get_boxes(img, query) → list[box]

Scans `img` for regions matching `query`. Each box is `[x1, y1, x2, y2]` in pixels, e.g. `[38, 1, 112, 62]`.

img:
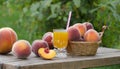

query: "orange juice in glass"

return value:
[53, 29, 68, 58]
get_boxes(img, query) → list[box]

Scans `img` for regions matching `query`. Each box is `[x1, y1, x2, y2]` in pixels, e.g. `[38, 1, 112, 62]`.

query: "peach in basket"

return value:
[66, 23, 107, 56]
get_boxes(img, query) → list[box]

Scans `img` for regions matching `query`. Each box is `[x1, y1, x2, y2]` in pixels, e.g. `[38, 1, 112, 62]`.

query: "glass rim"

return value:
[53, 29, 67, 32]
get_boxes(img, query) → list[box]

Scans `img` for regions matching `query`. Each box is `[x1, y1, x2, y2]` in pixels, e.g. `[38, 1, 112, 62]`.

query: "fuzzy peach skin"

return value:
[67, 26, 81, 41]
[0, 27, 17, 54]
[42, 32, 54, 49]
[12, 40, 31, 58]
[32, 40, 49, 56]
[73, 23, 87, 37]
[84, 29, 100, 42]
[83, 22, 94, 30]
[38, 48, 56, 60]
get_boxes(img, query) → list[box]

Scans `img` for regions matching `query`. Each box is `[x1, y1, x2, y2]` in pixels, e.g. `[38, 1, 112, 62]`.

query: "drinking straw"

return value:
[66, 11, 72, 30]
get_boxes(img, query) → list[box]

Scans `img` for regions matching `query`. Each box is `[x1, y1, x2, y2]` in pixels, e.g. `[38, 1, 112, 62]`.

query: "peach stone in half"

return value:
[38, 48, 56, 60]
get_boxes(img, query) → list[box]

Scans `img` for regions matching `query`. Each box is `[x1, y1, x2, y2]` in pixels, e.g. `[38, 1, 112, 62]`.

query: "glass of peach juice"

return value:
[53, 29, 68, 58]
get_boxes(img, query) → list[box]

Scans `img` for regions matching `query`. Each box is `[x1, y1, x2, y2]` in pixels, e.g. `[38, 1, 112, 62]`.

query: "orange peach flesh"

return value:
[38, 48, 56, 59]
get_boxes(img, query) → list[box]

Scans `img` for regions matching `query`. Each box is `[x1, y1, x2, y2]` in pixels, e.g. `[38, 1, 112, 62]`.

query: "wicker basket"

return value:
[66, 26, 107, 56]
[67, 41, 101, 56]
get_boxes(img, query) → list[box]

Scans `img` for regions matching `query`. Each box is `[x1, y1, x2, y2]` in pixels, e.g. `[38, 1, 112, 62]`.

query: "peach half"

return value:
[38, 48, 56, 60]
[32, 40, 49, 56]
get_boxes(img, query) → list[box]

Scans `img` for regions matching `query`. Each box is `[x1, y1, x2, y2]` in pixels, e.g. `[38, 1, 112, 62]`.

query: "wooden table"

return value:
[0, 47, 120, 69]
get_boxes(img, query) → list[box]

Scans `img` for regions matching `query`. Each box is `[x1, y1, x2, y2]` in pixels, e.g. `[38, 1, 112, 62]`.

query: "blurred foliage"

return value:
[0, 0, 120, 48]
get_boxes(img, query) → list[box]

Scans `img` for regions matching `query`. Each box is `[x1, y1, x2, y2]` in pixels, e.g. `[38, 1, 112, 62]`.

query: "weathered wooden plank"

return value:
[0, 47, 119, 62]
[0, 47, 119, 61]
[0, 54, 20, 62]
[0, 53, 35, 63]
[3, 51, 120, 69]
[0, 62, 2, 69]
[1, 47, 120, 69]
[97, 47, 120, 54]
[0, 53, 35, 69]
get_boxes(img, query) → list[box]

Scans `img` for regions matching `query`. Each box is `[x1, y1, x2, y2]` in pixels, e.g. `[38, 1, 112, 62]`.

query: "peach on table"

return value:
[0, 27, 17, 54]
[32, 40, 49, 57]
[12, 40, 31, 59]
[42, 32, 54, 49]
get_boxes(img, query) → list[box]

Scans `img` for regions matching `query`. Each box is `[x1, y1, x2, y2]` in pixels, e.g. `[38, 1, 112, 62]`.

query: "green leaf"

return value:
[73, 0, 81, 8]
[44, 0, 52, 7]
[23, 7, 28, 13]
[89, 7, 100, 13]
[30, 2, 40, 12]
[40, 0, 52, 8]
[50, 2, 61, 14]
[47, 14, 57, 20]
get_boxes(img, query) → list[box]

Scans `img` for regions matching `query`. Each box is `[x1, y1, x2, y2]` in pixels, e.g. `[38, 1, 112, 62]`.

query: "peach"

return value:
[32, 40, 49, 56]
[42, 32, 54, 49]
[73, 23, 87, 37]
[38, 48, 56, 60]
[67, 26, 81, 41]
[84, 29, 100, 42]
[0, 27, 17, 54]
[12, 40, 31, 59]
[83, 22, 94, 30]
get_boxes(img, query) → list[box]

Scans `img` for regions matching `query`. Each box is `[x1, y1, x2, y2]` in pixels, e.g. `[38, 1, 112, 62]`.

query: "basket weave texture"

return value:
[66, 26, 107, 56]
[67, 41, 101, 56]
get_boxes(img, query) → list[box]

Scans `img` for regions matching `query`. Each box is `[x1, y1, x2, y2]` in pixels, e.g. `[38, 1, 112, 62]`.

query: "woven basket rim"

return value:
[69, 40, 101, 44]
